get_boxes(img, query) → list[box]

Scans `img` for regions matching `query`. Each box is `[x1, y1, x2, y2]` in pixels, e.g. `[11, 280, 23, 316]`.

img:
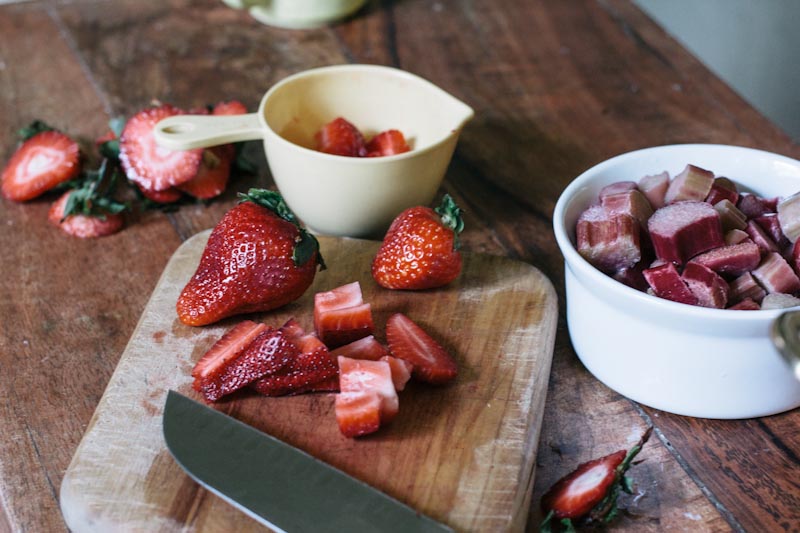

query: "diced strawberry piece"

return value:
[381, 355, 413, 391]
[177, 147, 232, 200]
[725, 229, 751, 245]
[601, 190, 653, 230]
[365, 130, 411, 157]
[745, 220, 779, 255]
[48, 191, 124, 239]
[576, 206, 641, 274]
[752, 252, 800, 294]
[280, 317, 307, 342]
[598, 181, 637, 200]
[729, 298, 760, 311]
[643, 263, 698, 305]
[648, 201, 724, 265]
[706, 180, 739, 206]
[681, 263, 730, 309]
[316, 303, 374, 348]
[191, 321, 268, 381]
[335, 391, 382, 438]
[754, 214, 790, 249]
[689, 241, 761, 277]
[664, 164, 714, 204]
[1, 130, 80, 201]
[737, 194, 772, 219]
[713, 200, 747, 232]
[119, 104, 203, 191]
[314, 281, 364, 314]
[638, 172, 669, 210]
[761, 292, 800, 310]
[293, 375, 340, 394]
[136, 183, 183, 204]
[330, 335, 389, 361]
[386, 313, 457, 385]
[730, 272, 767, 304]
[315, 117, 367, 157]
[212, 100, 248, 116]
[338, 356, 399, 422]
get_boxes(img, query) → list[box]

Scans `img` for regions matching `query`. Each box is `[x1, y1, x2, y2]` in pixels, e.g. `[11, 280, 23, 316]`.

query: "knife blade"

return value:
[162, 390, 453, 532]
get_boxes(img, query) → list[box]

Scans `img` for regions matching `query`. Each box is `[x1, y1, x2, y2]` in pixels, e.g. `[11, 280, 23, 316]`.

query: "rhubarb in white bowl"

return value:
[553, 144, 800, 419]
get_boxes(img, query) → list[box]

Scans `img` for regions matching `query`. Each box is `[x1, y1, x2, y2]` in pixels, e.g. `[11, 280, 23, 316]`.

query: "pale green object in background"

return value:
[222, 0, 367, 29]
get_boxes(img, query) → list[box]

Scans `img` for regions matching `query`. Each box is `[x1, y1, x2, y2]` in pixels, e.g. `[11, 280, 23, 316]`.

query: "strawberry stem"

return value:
[238, 188, 326, 270]
[434, 194, 464, 250]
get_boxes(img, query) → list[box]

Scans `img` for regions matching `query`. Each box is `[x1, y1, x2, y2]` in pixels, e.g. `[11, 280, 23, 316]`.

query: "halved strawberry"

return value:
[335, 391, 382, 438]
[195, 326, 296, 402]
[119, 104, 203, 191]
[177, 147, 231, 200]
[2, 130, 80, 201]
[338, 356, 398, 423]
[365, 130, 411, 157]
[212, 100, 248, 116]
[191, 321, 268, 381]
[540, 427, 652, 531]
[314, 282, 374, 348]
[315, 117, 367, 157]
[293, 375, 340, 394]
[137, 183, 183, 204]
[330, 335, 389, 361]
[48, 191, 124, 239]
[381, 355, 413, 391]
[385, 313, 457, 385]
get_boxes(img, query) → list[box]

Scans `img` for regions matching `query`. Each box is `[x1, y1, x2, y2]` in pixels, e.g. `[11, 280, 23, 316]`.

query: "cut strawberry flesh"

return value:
[191, 321, 268, 380]
[177, 147, 231, 200]
[643, 263, 698, 305]
[314, 281, 364, 314]
[330, 335, 389, 361]
[647, 201, 724, 265]
[664, 164, 714, 204]
[1, 130, 80, 201]
[314, 282, 374, 348]
[638, 172, 669, 210]
[48, 191, 124, 239]
[137, 183, 183, 204]
[381, 355, 413, 391]
[212, 100, 248, 116]
[119, 104, 203, 191]
[576, 206, 641, 274]
[335, 391, 382, 438]
[386, 313, 457, 385]
[338, 356, 399, 422]
[365, 130, 411, 157]
[315, 117, 367, 157]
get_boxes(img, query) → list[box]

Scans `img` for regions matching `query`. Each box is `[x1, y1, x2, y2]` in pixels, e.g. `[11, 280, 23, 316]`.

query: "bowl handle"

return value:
[770, 310, 800, 381]
[153, 113, 264, 150]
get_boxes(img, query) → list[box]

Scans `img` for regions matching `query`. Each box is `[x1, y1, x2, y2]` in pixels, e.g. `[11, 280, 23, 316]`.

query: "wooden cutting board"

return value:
[60, 231, 558, 532]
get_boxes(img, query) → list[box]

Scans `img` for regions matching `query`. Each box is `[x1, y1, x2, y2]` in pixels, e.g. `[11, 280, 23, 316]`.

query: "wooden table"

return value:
[1, 1, 798, 531]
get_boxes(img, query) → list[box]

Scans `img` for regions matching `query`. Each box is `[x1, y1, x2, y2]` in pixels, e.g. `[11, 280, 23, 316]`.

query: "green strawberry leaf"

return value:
[18, 120, 57, 141]
[434, 193, 465, 250]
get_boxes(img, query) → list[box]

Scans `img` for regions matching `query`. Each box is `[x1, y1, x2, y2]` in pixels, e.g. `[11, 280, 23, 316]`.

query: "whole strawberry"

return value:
[372, 194, 464, 290]
[176, 189, 324, 326]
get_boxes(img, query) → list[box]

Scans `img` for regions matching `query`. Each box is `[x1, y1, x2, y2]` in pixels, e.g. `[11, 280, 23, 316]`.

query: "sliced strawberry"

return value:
[212, 100, 248, 116]
[365, 130, 411, 157]
[316, 303, 374, 348]
[315, 282, 364, 314]
[330, 335, 389, 361]
[315, 117, 367, 157]
[293, 375, 340, 394]
[280, 317, 307, 342]
[48, 191, 124, 239]
[195, 326, 296, 402]
[119, 104, 203, 191]
[2, 130, 80, 201]
[381, 355, 413, 391]
[137, 183, 183, 204]
[191, 321, 268, 380]
[338, 356, 398, 422]
[335, 391, 382, 438]
[385, 313, 457, 385]
[177, 147, 231, 200]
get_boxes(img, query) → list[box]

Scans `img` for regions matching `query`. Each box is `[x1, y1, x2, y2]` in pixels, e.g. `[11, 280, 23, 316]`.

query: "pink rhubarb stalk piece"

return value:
[745, 220, 779, 255]
[664, 164, 714, 204]
[777, 192, 800, 243]
[643, 263, 698, 305]
[681, 263, 730, 309]
[713, 199, 748, 232]
[737, 194, 772, 219]
[689, 241, 761, 277]
[754, 214, 790, 249]
[761, 292, 800, 310]
[705, 177, 739, 206]
[730, 272, 767, 304]
[576, 206, 641, 273]
[725, 229, 751, 246]
[599, 181, 637, 200]
[601, 190, 654, 230]
[647, 201, 724, 265]
[638, 171, 669, 210]
[728, 298, 760, 311]
[613, 262, 649, 291]
[751, 252, 800, 294]
[792, 239, 800, 276]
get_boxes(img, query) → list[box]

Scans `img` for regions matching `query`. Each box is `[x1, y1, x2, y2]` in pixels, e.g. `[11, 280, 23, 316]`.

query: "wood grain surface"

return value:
[60, 232, 558, 532]
[1, 0, 798, 532]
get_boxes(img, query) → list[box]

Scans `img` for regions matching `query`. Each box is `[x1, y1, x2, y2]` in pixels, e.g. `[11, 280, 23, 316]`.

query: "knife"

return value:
[162, 390, 453, 532]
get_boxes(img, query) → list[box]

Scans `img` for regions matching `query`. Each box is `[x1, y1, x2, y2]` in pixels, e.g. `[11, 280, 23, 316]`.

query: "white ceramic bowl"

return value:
[221, 0, 367, 29]
[154, 65, 474, 238]
[553, 144, 800, 419]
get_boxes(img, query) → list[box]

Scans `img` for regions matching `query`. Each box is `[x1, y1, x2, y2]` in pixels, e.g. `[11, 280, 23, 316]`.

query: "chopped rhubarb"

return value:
[335, 392, 382, 438]
[638, 171, 669, 210]
[777, 192, 800, 243]
[729, 298, 760, 311]
[705, 178, 739, 206]
[791, 239, 800, 275]
[737, 194, 772, 219]
[754, 214, 790, 249]
[314, 282, 374, 348]
[381, 355, 413, 391]
[647, 201, 724, 265]
[681, 263, 730, 309]
[730, 272, 767, 304]
[599, 181, 637, 200]
[752, 252, 800, 294]
[725, 229, 751, 246]
[576, 206, 641, 274]
[601, 190, 654, 230]
[689, 241, 760, 277]
[664, 164, 714, 204]
[338, 356, 399, 423]
[642, 263, 698, 305]
[761, 292, 800, 310]
[745, 220, 779, 255]
[612, 262, 649, 291]
[713, 199, 747, 232]
[330, 335, 389, 361]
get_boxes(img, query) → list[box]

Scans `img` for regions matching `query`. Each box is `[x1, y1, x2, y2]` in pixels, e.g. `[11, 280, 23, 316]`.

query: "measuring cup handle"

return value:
[153, 113, 264, 150]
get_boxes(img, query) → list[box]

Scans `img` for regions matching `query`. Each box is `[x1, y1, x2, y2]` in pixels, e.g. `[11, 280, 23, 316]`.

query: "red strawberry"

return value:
[385, 313, 457, 385]
[365, 130, 410, 157]
[176, 189, 324, 326]
[338, 356, 398, 423]
[335, 391, 382, 438]
[48, 191, 124, 238]
[381, 355, 413, 391]
[293, 375, 340, 394]
[119, 104, 203, 191]
[212, 100, 248, 116]
[137, 183, 183, 204]
[195, 326, 296, 402]
[314, 282, 374, 348]
[315, 117, 367, 157]
[540, 427, 652, 530]
[2, 130, 80, 201]
[191, 321, 268, 381]
[176, 147, 231, 200]
[372, 194, 464, 290]
[330, 335, 389, 361]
